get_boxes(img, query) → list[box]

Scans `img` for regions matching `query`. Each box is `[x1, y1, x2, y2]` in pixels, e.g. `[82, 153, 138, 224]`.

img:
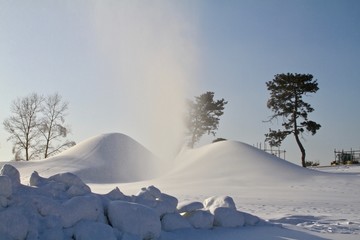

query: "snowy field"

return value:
[1, 133, 359, 240]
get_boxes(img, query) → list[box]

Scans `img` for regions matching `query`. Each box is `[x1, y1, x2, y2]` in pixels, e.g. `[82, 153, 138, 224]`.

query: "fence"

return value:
[333, 149, 360, 165]
[254, 142, 286, 159]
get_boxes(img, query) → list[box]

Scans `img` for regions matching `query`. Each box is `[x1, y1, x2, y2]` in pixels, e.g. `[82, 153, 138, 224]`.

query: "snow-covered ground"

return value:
[1, 133, 359, 240]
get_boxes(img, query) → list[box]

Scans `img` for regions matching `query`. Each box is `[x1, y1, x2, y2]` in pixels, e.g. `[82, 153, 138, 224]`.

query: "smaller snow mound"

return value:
[170, 141, 323, 185]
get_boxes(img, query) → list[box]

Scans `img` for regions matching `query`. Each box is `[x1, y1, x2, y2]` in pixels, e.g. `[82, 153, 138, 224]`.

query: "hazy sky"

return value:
[1, 0, 359, 165]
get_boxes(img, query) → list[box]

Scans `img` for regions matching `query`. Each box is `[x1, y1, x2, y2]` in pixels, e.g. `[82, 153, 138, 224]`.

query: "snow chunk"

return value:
[103, 187, 126, 201]
[30, 171, 48, 187]
[243, 212, 261, 226]
[183, 210, 214, 229]
[30, 176, 68, 198]
[0, 175, 12, 198]
[67, 184, 90, 196]
[74, 220, 117, 240]
[108, 200, 161, 239]
[135, 186, 178, 217]
[0, 207, 29, 240]
[161, 213, 192, 231]
[61, 195, 103, 228]
[213, 207, 245, 227]
[154, 193, 178, 217]
[49, 172, 91, 196]
[0, 164, 20, 186]
[137, 185, 162, 200]
[177, 201, 204, 213]
[203, 196, 236, 212]
[0, 196, 8, 208]
[37, 215, 64, 240]
[121, 233, 142, 240]
[39, 228, 64, 240]
[33, 195, 62, 217]
[30, 171, 91, 198]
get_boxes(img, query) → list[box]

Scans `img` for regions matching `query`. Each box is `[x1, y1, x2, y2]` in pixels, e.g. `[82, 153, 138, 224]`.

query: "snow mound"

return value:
[0, 164, 265, 240]
[170, 140, 322, 185]
[3, 134, 325, 187]
[5, 133, 166, 183]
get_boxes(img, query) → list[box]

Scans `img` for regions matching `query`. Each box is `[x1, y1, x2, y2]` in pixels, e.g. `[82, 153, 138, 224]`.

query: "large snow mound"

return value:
[3, 133, 167, 183]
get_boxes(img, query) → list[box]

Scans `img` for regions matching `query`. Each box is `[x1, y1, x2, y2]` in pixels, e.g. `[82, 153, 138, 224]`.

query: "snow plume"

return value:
[91, 1, 199, 160]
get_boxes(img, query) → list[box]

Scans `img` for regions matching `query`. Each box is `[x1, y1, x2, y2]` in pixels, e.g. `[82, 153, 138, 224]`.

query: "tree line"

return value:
[3, 73, 321, 167]
[3, 93, 75, 161]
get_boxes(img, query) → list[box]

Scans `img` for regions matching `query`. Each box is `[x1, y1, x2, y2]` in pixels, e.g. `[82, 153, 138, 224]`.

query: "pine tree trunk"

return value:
[294, 132, 306, 167]
[293, 93, 306, 167]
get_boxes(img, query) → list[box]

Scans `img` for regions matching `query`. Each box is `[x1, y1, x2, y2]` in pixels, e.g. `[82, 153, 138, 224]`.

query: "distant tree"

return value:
[265, 73, 321, 167]
[185, 91, 228, 148]
[3, 93, 44, 160]
[38, 93, 75, 158]
[3, 93, 75, 160]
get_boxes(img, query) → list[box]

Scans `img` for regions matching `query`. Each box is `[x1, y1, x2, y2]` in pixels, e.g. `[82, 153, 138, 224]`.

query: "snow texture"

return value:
[0, 163, 262, 239]
[1, 133, 360, 240]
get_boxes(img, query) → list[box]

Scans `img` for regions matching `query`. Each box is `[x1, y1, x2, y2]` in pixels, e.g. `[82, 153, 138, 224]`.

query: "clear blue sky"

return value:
[1, 0, 359, 165]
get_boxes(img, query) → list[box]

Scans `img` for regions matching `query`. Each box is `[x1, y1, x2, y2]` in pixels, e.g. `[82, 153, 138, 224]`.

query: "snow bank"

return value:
[0, 164, 263, 240]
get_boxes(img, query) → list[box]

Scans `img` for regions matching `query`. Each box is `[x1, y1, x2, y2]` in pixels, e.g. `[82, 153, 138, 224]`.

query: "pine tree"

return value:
[186, 92, 227, 148]
[265, 73, 321, 167]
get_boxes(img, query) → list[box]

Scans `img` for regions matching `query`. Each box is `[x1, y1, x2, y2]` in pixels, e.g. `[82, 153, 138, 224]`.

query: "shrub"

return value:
[305, 161, 320, 167]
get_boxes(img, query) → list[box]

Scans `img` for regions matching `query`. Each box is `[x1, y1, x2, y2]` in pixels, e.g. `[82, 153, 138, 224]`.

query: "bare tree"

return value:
[38, 93, 75, 158]
[3, 93, 44, 160]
